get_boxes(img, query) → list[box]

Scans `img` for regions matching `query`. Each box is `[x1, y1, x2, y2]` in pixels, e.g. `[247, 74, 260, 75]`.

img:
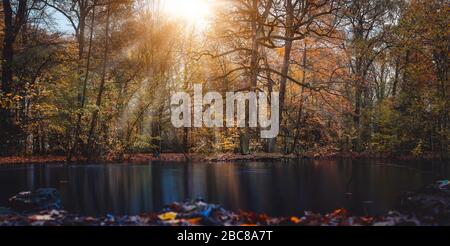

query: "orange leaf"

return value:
[186, 217, 202, 225]
[290, 216, 301, 224]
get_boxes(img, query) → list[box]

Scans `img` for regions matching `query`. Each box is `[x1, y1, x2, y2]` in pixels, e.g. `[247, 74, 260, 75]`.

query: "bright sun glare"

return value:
[164, 0, 212, 28]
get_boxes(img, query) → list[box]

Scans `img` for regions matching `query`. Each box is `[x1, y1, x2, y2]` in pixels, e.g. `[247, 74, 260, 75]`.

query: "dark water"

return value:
[0, 160, 448, 217]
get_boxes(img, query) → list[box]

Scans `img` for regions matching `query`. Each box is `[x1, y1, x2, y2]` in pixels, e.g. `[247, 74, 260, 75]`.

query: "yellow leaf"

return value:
[158, 212, 177, 221]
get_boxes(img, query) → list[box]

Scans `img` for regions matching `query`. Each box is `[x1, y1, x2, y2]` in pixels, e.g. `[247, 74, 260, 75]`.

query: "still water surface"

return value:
[0, 160, 448, 216]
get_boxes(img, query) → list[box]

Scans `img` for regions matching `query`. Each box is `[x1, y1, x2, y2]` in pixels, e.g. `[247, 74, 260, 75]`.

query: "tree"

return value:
[340, 0, 398, 151]
[0, 0, 28, 155]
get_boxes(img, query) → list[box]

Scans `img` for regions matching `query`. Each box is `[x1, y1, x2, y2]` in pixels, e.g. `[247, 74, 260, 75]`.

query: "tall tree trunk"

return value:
[293, 43, 307, 154]
[279, 0, 294, 154]
[1, 0, 14, 94]
[435, 50, 449, 159]
[67, 4, 96, 162]
[239, 0, 260, 155]
[78, 17, 86, 60]
[392, 59, 399, 97]
[0, 0, 14, 155]
[87, 4, 111, 159]
[1, 0, 27, 155]
[353, 54, 363, 151]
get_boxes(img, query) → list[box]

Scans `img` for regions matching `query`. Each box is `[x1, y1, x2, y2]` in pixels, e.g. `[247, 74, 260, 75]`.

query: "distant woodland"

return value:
[0, 0, 448, 161]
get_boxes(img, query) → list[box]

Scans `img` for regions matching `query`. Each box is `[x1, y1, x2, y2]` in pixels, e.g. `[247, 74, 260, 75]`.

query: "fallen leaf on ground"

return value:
[290, 216, 301, 224]
[240, 223, 257, 226]
[158, 212, 177, 221]
[186, 217, 202, 225]
[28, 215, 53, 221]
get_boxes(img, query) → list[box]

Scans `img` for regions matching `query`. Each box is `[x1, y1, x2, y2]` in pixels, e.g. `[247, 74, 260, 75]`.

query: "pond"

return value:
[0, 160, 448, 217]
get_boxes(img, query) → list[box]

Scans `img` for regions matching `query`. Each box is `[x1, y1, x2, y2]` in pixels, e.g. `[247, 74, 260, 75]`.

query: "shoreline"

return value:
[0, 152, 446, 165]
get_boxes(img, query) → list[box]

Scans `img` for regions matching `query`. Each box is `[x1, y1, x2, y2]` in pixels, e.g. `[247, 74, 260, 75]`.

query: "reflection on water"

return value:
[0, 160, 448, 216]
